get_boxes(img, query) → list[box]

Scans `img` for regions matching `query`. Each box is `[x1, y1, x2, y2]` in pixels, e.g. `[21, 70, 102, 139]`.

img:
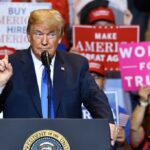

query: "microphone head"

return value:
[41, 51, 52, 67]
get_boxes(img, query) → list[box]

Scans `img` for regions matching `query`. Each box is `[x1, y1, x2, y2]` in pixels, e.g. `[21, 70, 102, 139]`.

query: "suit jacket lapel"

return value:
[19, 50, 67, 117]
[53, 51, 67, 115]
[20, 49, 42, 117]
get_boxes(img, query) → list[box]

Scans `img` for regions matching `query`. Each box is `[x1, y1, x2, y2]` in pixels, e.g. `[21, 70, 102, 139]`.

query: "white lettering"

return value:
[135, 46, 145, 57]
[120, 45, 150, 59]
[95, 33, 117, 40]
[135, 76, 143, 86]
[76, 41, 118, 53]
[125, 75, 150, 88]
[107, 55, 118, 62]
[124, 76, 133, 87]
[119, 47, 133, 58]
[139, 62, 145, 70]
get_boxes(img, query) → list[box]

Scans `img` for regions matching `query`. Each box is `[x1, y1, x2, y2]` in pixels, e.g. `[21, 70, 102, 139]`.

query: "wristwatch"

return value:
[140, 100, 149, 107]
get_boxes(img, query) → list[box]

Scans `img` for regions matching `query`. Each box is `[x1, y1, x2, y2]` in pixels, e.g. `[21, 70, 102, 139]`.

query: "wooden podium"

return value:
[0, 118, 111, 150]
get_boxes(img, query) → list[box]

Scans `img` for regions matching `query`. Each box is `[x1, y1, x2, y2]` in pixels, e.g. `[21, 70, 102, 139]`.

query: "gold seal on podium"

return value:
[23, 130, 70, 150]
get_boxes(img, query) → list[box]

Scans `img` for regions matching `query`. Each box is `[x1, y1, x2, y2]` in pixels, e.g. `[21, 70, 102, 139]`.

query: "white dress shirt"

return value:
[31, 50, 55, 97]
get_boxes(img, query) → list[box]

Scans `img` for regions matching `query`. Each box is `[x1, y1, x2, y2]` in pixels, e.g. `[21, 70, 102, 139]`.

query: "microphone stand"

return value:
[46, 65, 51, 118]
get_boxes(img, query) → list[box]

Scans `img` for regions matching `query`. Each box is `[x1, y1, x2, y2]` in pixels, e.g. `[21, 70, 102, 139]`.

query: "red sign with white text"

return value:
[73, 25, 139, 72]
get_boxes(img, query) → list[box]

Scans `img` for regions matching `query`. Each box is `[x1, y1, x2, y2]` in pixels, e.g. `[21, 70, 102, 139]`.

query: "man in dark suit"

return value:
[0, 9, 113, 123]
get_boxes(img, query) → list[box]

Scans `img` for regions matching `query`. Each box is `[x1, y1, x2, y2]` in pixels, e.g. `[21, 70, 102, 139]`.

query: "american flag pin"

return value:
[61, 66, 65, 71]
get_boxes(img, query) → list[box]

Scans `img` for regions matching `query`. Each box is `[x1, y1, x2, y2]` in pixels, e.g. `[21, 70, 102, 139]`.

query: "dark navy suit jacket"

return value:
[0, 48, 114, 123]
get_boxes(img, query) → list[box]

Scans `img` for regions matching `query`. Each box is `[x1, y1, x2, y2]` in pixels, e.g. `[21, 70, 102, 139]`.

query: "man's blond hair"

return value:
[27, 9, 64, 37]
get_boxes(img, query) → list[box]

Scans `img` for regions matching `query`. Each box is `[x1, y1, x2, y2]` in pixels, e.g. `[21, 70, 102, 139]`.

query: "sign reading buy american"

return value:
[119, 42, 150, 91]
[73, 25, 139, 72]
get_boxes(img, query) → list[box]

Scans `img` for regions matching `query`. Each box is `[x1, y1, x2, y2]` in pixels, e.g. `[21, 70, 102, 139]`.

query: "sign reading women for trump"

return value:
[73, 25, 139, 72]
[0, 2, 51, 50]
[119, 42, 150, 91]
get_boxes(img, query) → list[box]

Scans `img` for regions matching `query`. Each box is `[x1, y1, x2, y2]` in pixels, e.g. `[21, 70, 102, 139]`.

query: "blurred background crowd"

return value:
[0, 0, 150, 149]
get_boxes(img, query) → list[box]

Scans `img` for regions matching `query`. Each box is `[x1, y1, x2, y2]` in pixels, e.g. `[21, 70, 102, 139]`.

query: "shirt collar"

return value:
[31, 49, 55, 69]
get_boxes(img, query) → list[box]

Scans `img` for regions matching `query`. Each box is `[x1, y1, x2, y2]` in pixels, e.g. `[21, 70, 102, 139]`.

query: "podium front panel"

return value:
[0, 119, 111, 150]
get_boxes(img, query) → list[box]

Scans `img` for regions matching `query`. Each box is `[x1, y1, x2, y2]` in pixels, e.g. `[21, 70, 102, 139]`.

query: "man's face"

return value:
[27, 23, 62, 59]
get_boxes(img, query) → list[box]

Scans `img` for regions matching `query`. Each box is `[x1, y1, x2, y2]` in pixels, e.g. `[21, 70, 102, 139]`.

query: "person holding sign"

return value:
[130, 86, 150, 150]
[79, 0, 132, 26]
[88, 60, 132, 149]
[69, 0, 116, 55]
[0, 8, 114, 124]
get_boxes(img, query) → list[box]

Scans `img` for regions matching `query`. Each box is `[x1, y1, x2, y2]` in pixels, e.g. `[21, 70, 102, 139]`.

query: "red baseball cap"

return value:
[89, 61, 105, 76]
[88, 7, 115, 24]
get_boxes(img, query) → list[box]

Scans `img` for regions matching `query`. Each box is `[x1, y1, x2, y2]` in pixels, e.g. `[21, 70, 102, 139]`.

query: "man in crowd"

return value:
[88, 61, 132, 149]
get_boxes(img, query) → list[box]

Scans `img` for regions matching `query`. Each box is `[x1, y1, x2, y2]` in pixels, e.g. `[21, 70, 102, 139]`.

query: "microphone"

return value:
[41, 51, 53, 68]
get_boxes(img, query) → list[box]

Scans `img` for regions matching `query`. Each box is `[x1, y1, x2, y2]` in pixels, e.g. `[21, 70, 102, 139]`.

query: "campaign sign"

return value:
[82, 88, 129, 127]
[105, 90, 119, 125]
[119, 42, 150, 91]
[82, 90, 119, 125]
[0, 2, 51, 50]
[73, 25, 139, 72]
